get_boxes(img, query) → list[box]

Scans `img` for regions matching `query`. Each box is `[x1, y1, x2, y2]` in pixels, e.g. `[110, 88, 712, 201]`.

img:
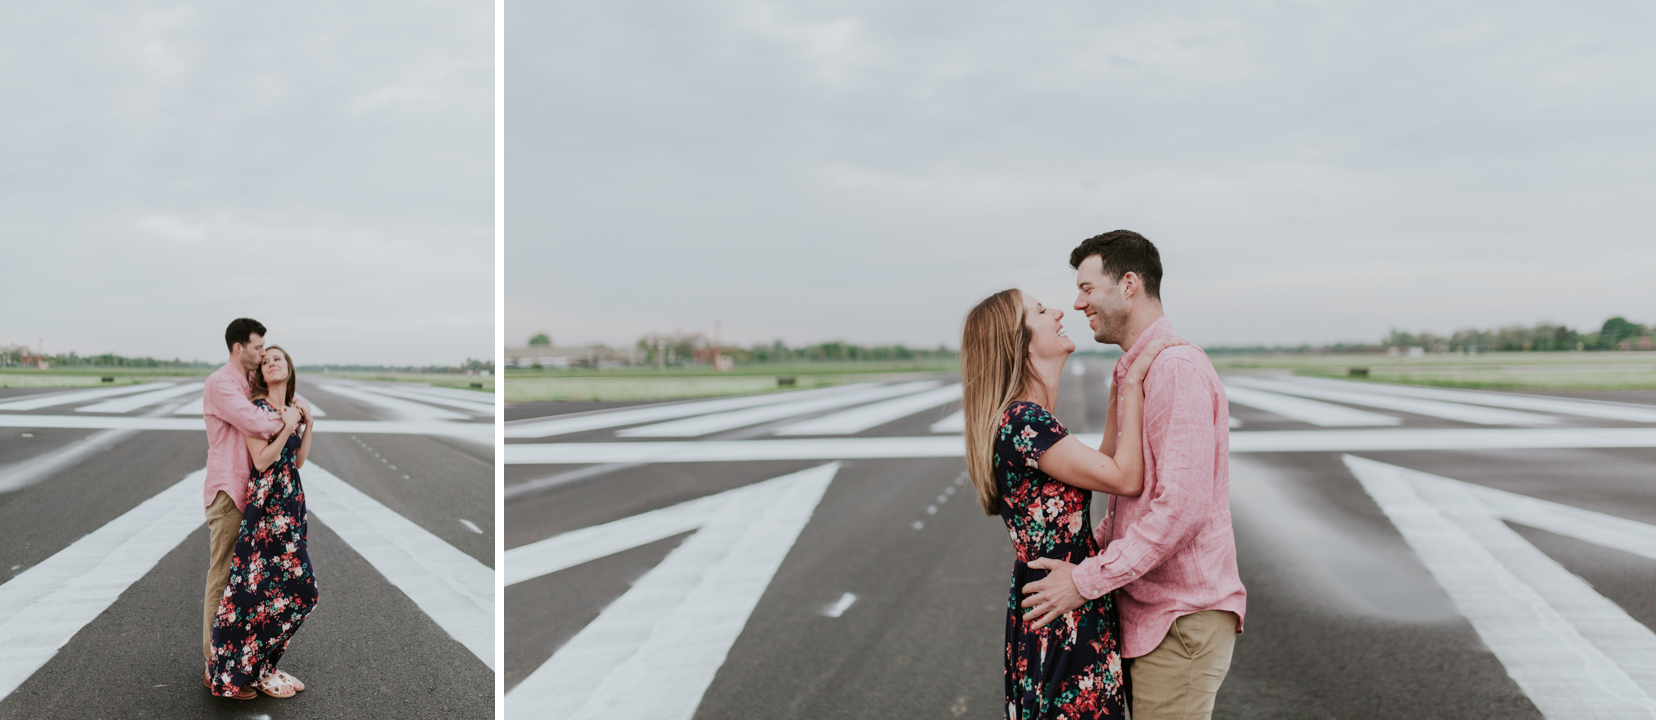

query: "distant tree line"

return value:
[0, 344, 214, 369]
[0, 344, 494, 372]
[1210, 316, 1654, 355]
[630, 331, 957, 366]
[1387, 316, 1651, 352]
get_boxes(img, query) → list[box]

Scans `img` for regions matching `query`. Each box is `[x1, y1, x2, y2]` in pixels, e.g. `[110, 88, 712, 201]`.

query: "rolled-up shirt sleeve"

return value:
[1072, 356, 1217, 599]
[205, 374, 282, 438]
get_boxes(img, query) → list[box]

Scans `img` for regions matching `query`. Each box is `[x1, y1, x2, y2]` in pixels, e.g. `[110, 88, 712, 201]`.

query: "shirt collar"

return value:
[1114, 315, 1175, 377]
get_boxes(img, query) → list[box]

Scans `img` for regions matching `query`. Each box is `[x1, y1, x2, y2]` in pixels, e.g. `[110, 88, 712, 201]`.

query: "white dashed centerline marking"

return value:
[825, 592, 857, 618]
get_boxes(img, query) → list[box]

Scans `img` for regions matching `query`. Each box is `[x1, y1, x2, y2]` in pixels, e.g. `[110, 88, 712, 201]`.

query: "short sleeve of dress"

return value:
[998, 401, 1069, 469]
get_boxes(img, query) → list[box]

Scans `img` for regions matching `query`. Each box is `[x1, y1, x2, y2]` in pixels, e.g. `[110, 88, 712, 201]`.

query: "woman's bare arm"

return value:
[1097, 379, 1118, 457]
[294, 402, 314, 469]
[1037, 335, 1187, 497]
[244, 406, 299, 473]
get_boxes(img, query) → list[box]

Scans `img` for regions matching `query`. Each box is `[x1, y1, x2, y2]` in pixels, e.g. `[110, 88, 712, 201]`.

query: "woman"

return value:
[962, 289, 1183, 720]
[207, 345, 319, 700]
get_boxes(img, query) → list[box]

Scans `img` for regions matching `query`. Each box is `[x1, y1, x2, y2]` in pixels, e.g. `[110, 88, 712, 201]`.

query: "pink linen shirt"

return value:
[202, 362, 283, 512]
[1072, 316, 1247, 659]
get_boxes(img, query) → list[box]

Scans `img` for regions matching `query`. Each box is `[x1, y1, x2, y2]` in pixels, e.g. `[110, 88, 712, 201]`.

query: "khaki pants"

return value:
[1128, 610, 1238, 720]
[203, 491, 242, 663]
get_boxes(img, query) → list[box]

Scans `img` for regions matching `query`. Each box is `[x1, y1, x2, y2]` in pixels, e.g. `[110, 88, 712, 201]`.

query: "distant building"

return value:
[505, 345, 637, 369]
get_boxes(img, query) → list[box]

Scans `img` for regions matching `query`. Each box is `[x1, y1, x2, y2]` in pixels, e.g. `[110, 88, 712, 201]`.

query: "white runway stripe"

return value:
[0, 470, 204, 700]
[505, 463, 838, 719]
[504, 385, 878, 439]
[774, 384, 962, 435]
[376, 384, 496, 405]
[1344, 456, 1656, 716]
[316, 384, 470, 421]
[1296, 376, 1656, 423]
[304, 464, 493, 669]
[505, 426, 1656, 464]
[505, 491, 724, 585]
[0, 383, 173, 412]
[75, 382, 203, 413]
[351, 384, 493, 415]
[1227, 376, 1556, 425]
[1222, 384, 1401, 427]
[0, 414, 488, 442]
[170, 394, 327, 417]
[930, 410, 964, 433]
[0, 463, 493, 701]
[619, 381, 943, 438]
[508, 437, 965, 464]
[1454, 482, 1656, 563]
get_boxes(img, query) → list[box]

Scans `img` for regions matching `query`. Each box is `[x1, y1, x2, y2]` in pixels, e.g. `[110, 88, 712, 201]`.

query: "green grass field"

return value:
[505, 362, 956, 402]
[1212, 351, 1656, 390]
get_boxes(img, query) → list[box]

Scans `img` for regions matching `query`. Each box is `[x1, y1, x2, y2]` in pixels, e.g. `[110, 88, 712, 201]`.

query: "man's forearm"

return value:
[207, 381, 281, 435]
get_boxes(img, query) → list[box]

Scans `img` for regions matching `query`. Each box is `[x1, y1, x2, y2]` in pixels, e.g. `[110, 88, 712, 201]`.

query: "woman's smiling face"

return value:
[1021, 291, 1075, 361]
[260, 350, 290, 385]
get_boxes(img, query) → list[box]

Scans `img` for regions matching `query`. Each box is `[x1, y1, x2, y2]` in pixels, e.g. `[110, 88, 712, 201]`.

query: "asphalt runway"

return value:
[504, 359, 1656, 719]
[0, 378, 494, 720]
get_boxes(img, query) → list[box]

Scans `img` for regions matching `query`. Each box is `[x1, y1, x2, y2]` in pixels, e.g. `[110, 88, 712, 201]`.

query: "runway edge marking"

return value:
[1343, 456, 1656, 717]
[505, 462, 840, 719]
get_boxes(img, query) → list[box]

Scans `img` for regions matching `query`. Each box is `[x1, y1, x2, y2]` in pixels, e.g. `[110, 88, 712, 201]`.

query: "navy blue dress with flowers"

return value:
[208, 399, 318, 697]
[997, 401, 1125, 720]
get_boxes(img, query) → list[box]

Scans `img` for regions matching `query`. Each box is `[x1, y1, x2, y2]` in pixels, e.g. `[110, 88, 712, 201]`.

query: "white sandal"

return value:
[271, 668, 305, 692]
[256, 671, 299, 699]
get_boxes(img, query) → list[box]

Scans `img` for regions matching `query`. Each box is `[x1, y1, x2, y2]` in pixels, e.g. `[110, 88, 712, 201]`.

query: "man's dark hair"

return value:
[1069, 230, 1162, 300]
[225, 318, 267, 352]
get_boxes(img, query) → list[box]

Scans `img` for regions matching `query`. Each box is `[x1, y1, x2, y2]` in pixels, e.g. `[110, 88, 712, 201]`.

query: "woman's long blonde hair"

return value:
[250, 345, 298, 407]
[962, 289, 1038, 515]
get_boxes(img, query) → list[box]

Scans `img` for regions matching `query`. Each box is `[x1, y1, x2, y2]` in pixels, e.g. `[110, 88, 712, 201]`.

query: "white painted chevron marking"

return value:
[930, 410, 964, 433]
[504, 384, 877, 439]
[0, 414, 483, 442]
[0, 470, 204, 700]
[304, 465, 494, 669]
[1223, 383, 1400, 427]
[352, 384, 494, 415]
[618, 381, 941, 437]
[504, 427, 1656, 464]
[774, 384, 962, 435]
[1297, 376, 1656, 423]
[0, 383, 173, 411]
[74, 382, 203, 413]
[1344, 456, 1656, 717]
[504, 492, 723, 586]
[0, 463, 493, 701]
[318, 383, 469, 421]
[1228, 376, 1555, 425]
[505, 463, 840, 719]
[172, 394, 326, 417]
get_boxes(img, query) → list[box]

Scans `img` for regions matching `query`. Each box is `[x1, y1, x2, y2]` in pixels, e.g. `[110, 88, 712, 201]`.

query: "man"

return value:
[201, 318, 294, 682]
[1021, 230, 1246, 720]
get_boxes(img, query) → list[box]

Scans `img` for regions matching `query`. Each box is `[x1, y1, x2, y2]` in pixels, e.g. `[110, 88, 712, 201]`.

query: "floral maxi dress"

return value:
[997, 401, 1125, 720]
[208, 399, 319, 696]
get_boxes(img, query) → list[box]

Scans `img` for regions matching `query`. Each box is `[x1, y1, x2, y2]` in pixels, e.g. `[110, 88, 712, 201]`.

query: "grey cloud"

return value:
[2, 1, 491, 365]
[510, 0, 1656, 349]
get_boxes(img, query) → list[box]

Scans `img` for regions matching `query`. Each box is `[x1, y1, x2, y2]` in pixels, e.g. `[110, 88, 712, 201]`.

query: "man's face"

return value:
[1073, 256, 1130, 346]
[234, 334, 266, 372]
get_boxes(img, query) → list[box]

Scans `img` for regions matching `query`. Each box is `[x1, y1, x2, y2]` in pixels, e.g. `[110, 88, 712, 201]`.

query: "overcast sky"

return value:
[1, 2, 491, 366]
[508, 0, 1656, 351]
